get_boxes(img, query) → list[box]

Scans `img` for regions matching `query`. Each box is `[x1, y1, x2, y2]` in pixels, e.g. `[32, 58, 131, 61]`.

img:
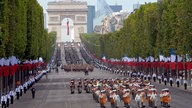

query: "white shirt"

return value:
[95, 90, 100, 95]
[123, 92, 130, 98]
[23, 82, 28, 88]
[160, 93, 164, 97]
[152, 74, 156, 77]
[140, 73, 144, 76]
[150, 93, 157, 101]
[19, 85, 23, 90]
[110, 93, 116, 99]
[169, 78, 173, 81]
[184, 80, 188, 84]
[16, 88, 20, 93]
[9, 91, 15, 96]
[99, 93, 105, 98]
[135, 94, 141, 102]
[148, 75, 151, 78]
[114, 94, 120, 102]
[164, 78, 167, 81]
[6, 94, 10, 99]
[176, 78, 180, 83]
[1, 96, 7, 103]
[158, 76, 162, 79]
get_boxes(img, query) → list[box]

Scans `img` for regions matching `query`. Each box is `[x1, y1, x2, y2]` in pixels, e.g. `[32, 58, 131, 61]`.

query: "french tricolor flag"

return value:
[67, 19, 69, 35]
[102, 54, 107, 62]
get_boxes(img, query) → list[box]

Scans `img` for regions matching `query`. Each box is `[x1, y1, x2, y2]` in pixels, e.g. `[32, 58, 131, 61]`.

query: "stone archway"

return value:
[47, 0, 88, 43]
[61, 18, 74, 42]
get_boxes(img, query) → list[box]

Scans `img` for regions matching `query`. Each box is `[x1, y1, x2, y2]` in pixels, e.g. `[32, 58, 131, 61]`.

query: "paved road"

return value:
[9, 44, 192, 108]
[9, 68, 192, 108]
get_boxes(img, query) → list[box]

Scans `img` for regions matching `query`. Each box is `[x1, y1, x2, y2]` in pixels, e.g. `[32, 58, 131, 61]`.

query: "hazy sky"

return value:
[37, 0, 157, 13]
[38, 0, 157, 27]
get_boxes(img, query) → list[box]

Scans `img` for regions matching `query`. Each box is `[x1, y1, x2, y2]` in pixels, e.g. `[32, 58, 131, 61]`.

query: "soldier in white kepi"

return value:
[31, 87, 36, 99]
[15, 86, 20, 100]
[158, 75, 162, 84]
[147, 74, 151, 81]
[6, 93, 10, 107]
[152, 73, 156, 82]
[164, 77, 167, 85]
[176, 78, 180, 87]
[19, 84, 23, 96]
[1, 94, 7, 108]
[169, 77, 173, 86]
[9, 90, 14, 104]
[23, 82, 28, 94]
[184, 80, 188, 90]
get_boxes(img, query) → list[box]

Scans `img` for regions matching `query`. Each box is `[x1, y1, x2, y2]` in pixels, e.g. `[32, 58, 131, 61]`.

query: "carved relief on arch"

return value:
[78, 27, 84, 33]
[60, 15, 75, 23]
[51, 27, 57, 32]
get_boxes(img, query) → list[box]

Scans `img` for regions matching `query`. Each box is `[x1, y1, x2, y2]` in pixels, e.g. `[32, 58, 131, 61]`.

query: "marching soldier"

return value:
[140, 73, 144, 79]
[9, 90, 14, 104]
[169, 77, 173, 86]
[70, 79, 75, 94]
[164, 88, 171, 107]
[92, 87, 99, 103]
[99, 90, 107, 108]
[19, 84, 23, 96]
[176, 78, 180, 87]
[6, 93, 10, 107]
[160, 89, 164, 106]
[113, 90, 121, 108]
[184, 80, 188, 90]
[144, 74, 147, 80]
[123, 89, 131, 108]
[135, 90, 142, 108]
[27, 80, 31, 89]
[149, 89, 157, 108]
[84, 66, 89, 76]
[95, 88, 100, 103]
[141, 89, 146, 107]
[152, 73, 156, 82]
[23, 82, 28, 94]
[150, 93, 157, 108]
[31, 87, 36, 99]
[147, 74, 151, 81]
[109, 90, 115, 108]
[147, 89, 152, 107]
[158, 75, 162, 84]
[16, 87, 20, 100]
[164, 77, 167, 85]
[1, 94, 7, 108]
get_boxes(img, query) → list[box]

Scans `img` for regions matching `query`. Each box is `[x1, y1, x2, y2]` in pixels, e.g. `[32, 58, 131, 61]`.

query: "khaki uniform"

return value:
[99, 93, 107, 105]
[164, 92, 171, 103]
[123, 92, 131, 104]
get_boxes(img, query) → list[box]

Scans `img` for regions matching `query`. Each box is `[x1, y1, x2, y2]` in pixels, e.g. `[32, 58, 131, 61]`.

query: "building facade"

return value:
[44, 13, 47, 29]
[109, 5, 122, 12]
[87, 6, 95, 34]
[47, 0, 88, 42]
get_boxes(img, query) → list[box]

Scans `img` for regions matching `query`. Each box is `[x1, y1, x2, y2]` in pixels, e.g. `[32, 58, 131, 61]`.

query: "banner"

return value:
[187, 62, 192, 70]
[178, 62, 184, 70]
[3, 66, 10, 77]
[0, 67, 3, 77]
[10, 65, 17, 76]
[67, 19, 69, 35]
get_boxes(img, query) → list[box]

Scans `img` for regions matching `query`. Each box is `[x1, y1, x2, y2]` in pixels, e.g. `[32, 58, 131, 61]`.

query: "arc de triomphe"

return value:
[47, 0, 87, 42]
